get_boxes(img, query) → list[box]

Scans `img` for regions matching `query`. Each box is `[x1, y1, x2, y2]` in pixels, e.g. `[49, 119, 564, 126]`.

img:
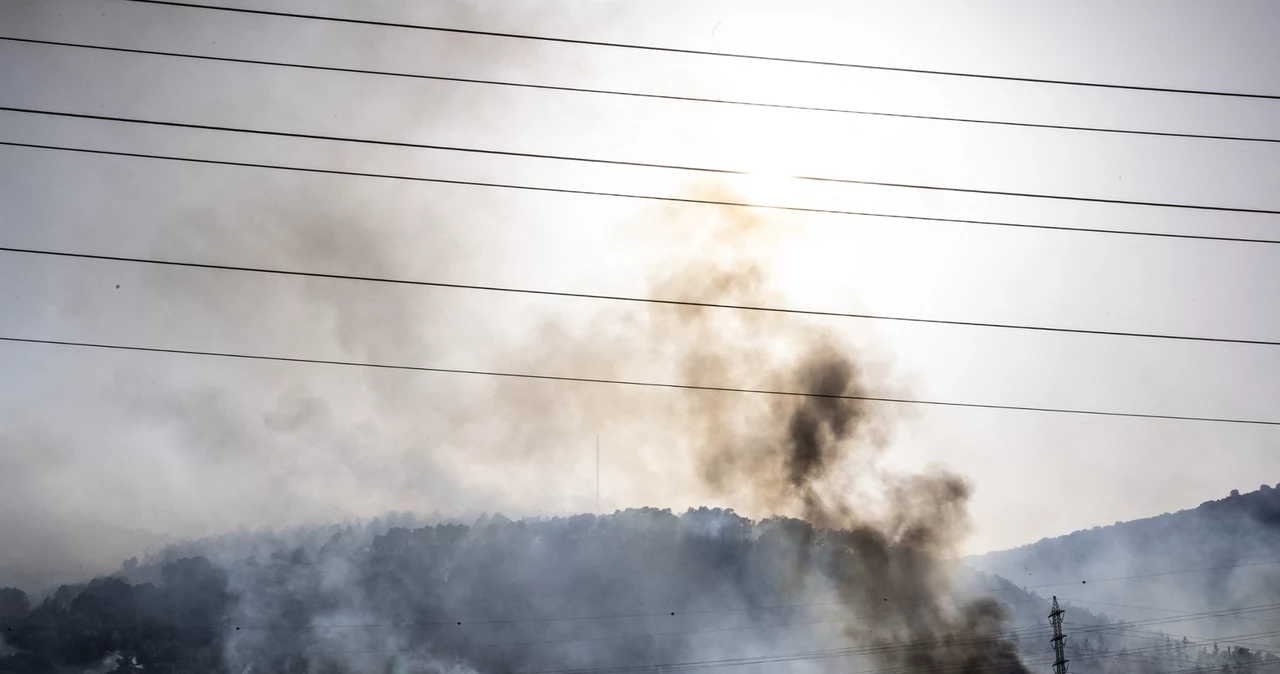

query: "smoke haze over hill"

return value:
[0, 181, 1041, 672]
[4, 2, 1280, 674]
[966, 485, 1280, 639]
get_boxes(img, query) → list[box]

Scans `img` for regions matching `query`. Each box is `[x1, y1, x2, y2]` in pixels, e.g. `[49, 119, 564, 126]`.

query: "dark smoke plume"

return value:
[481, 185, 1031, 674]
[651, 192, 1029, 674]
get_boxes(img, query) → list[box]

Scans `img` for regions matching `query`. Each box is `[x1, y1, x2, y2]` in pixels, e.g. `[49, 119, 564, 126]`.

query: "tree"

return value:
[0, 587, 30, 622]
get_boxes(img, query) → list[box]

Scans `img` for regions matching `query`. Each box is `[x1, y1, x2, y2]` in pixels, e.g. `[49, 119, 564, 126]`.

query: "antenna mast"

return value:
[1050, 596, 1069, 674]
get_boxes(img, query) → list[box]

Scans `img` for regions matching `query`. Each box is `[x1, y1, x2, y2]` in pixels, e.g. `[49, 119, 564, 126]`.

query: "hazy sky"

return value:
[2, 0, 1279, 572]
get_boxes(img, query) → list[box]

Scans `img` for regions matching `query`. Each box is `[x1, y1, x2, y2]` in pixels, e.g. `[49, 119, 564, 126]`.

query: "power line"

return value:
[1108, 660, 1280, 674]
[1070, 623, 1280, 653]
[42, 553, 1273, 636]
[1064, 605, 1280, 642]
[4, 37, 1277, 146]
[1061, 598, 1280, 626]
[19, 556, 1280, 635]
[5, 106, 1278, 215]
[1059, 601, 1280, 649]
[1020, 559, 1280, 591]
[48, 623, 1056, 672]
[46, 606, 1280, 674]
[476, 602, 1051, 652]
[7, 245, 1280, 347]
[1093, 652, 1280, 674]
[747, 626, 1280, 674]
[627, 623, 1280, 674]
[528, 611, 1274, 674]
[120, 0, 1280, 101]
[6, 246, 1280, 348]
[0, 593, 1066, 671]
[10, 563, 1279, 669]
[1086, 642, 1280, 667]
[25, 567, 1274, 672]
[7, 589, 1048, 635]
[1072, 634, 1280, 674]
[4, 592, 1049, 672]
[69, 642, 1050, 674]
[1072, 632, 1280, 674]
[295, 622, 1057, 670]
[68, 638, 1237, 674]
[2, 335, 1279, 426]
[2, 140, 1277, 247]
[132, 617, 1280, 674]
[505, 632, 1042, 674]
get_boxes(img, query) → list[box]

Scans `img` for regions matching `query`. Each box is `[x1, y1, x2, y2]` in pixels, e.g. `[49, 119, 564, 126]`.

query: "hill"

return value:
[964, 484, 1280, 639]
[3, 507, 1276, 674]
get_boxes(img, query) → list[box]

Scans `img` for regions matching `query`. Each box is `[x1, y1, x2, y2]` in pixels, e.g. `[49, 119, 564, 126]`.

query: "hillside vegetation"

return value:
[965, 485, 1280, 639]
[2, 506, 1276, 674]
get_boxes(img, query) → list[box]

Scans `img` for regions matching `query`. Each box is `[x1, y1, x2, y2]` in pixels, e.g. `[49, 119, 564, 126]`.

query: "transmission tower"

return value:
[1049, 596, 1069, 674]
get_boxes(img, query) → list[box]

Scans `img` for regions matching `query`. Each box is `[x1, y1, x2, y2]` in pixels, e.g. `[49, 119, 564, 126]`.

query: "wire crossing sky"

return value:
[5, 105, 1279, 213]
[5, 37, 1280, 145]
[0, 0, 1278, 564]
[4, 336, 1279, 426]
[4, 245, 1280, 346]
[120, 0, 1280, 100]
[5, 139, 1279, 246]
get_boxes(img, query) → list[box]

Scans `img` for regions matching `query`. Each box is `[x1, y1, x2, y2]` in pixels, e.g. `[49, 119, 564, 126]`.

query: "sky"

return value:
[1, 0, 1279, 584]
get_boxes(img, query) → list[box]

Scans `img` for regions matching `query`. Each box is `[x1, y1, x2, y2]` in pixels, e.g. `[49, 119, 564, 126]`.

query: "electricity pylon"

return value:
[1050, 596, 1069, 674]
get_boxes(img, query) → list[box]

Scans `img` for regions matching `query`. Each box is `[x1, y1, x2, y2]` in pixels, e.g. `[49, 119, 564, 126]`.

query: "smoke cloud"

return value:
[1, 179, 1038, 674]
[491, 187, 1031, 674]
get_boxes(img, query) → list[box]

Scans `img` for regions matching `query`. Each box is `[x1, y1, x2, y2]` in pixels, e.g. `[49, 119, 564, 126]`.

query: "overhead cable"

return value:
[119, 0, 1280, 101]
[2, 336, 1278, 426]
[4, 105, 1277, 215]
[5, 246, 1280, 348]
[1, 141, 1276, 247]
[3, 37, 1277, 145]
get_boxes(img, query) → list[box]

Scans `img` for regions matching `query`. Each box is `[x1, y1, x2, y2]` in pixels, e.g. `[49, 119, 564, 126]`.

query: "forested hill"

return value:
[964, 484, 1280, 636]
[2, 507, 1276, 674]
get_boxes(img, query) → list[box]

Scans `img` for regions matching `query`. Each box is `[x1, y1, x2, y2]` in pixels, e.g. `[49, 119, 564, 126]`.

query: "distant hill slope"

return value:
[964, 484, 1280, 638]
[4, 507, 1276, 674]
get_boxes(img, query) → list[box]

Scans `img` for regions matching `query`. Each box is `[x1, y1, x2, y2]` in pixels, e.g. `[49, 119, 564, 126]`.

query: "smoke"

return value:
[2, 5, 1030, 667]
[0, 175, 475, 588]
[654, 197, 1029, 674]
[1, 176, 1037, 673]
[469, 184, 1031, 674]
